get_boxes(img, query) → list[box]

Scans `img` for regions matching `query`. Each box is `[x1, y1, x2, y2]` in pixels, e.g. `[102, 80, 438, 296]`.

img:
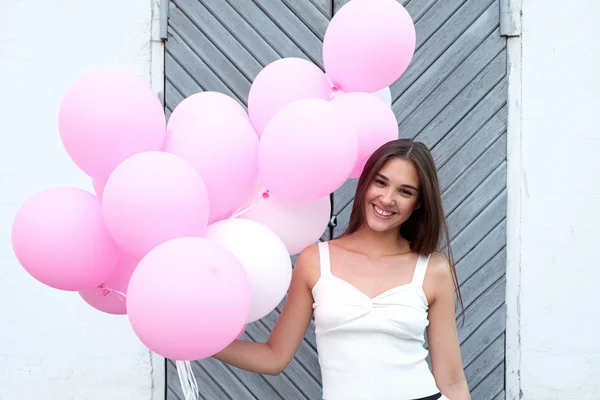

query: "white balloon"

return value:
[239, 192, 331, 256]
[372, 86, 392, 107]
[205, 219, 292, 323]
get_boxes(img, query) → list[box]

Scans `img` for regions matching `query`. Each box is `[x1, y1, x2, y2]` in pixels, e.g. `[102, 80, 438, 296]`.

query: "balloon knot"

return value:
[262, 190, 270, 199]
[98, 283, 110, 296]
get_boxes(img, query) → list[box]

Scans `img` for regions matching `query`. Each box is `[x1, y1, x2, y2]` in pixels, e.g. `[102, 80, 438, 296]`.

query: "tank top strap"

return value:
[411, 254, 431, 287]
[318, 241, 332, 277]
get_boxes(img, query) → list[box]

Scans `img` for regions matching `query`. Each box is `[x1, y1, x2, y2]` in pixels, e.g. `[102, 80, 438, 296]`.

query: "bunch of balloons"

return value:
[11, 0, 415, 361]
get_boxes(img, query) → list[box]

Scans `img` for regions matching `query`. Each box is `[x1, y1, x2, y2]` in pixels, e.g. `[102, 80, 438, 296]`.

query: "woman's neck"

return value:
[344, 226, 411, 257]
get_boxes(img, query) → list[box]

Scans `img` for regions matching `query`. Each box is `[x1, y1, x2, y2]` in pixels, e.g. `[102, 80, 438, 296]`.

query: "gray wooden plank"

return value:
[405, 0, 438, 26]
[175, 0, 263, 80]
[165, 47, 203, 96]
[169, 5, 251, 103]
[195, 356, 259, 400]
[465, 334, 505, 389]
[457, 278, 505, 344]
[307, 0, 332, 18]
[461, 306, 506, 367]
[165, 79, 186, 112]
[189, 361, 232, 400]
[254, 1, 324, 67]
[470, 362, 505, 400]
[411, 0, 465, 51]
[225, 0, 309, 62]
[446, 162, 506, 239]
[166, 361, 186, 400]
[493, 390, 505, 400]
[166, 26, 242, 102]
[201, 0, 281, 66]
[332, 178, 357, 216]
[282, 0, 330, 40]
[167, 386, 184, 400]
[452, 189, 507, 262]
[434, 101, 507, 177]
[391, 0, 498, 101]
[459, 248, 506, 309]
[395, 24, 503, 128]
[441, 134, 507, 213]
[409, 53, 507, 144]
[455, 220, 506, 286]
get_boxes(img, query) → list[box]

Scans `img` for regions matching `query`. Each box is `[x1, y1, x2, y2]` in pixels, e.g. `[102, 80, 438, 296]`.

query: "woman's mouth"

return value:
[372, 204, 395, 218]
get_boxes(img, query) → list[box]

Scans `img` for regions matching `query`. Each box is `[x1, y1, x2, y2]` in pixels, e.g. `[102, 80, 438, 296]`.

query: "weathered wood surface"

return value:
[165, 0, 508, 398]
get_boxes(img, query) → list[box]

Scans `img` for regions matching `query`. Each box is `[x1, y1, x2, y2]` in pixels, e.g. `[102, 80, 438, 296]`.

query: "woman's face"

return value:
[363, 157, 421, 233]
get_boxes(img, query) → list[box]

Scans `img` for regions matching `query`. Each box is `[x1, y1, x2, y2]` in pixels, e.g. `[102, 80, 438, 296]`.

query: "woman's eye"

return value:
[374, 179, 386, 186]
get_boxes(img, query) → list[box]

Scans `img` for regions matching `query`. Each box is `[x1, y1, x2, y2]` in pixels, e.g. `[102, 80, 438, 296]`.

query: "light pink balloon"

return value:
[259, 99, 358, 202]
[58, 69, 166, 181]
[167, 91, 248, 133]
[102, 151, 210, 258]
[79, 255, 139, 315]
[11, 187, 120, 291]
[248, 57, 332, 137]
[92, 178, 105, 198]
[239, 185, 331, 255]
[332, 92, 399, 178]
[163, 109, 259, 223]
[323, 0, 416, 92]
[126, 237, 252, 361]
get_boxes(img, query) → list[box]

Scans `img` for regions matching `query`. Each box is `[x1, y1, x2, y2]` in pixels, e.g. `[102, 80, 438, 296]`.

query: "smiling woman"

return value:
[213, 139, 470, 400]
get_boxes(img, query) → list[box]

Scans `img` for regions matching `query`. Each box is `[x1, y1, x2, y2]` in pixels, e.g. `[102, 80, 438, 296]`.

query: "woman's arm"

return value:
[425, 254, 470, 400]
[212, 244, 318, 375]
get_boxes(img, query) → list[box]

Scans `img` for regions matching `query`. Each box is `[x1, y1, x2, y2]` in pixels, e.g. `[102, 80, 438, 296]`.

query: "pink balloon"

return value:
[236, 323, 247, 339]
[239, 184, 331, 255]
[163, 109, 259, 223]
[126, 237, 252, 361]
[259, 99, 358, 202]
[79, 255, 139, 315]
[102, 151, 210, 257]
[248, 57, 332, 137]
[332, 92, 399, 178]
[323, 0, 416, 92]
[92, 178, 105, 198]
[167, 91, 248, 133]
[58, 69, 166, 181]
[11, 187, 120, 291]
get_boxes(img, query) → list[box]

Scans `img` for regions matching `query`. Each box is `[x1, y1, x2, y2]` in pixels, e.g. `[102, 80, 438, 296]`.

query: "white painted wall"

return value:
[0, 0, 165, 399]
[508, 0, 600, 398]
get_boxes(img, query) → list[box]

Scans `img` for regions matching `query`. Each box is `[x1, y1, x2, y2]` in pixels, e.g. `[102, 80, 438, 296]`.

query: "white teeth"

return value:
[374, 205, 393, 217]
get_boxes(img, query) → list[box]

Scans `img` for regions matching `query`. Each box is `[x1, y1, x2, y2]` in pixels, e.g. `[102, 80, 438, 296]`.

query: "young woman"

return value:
[214, 139, 470, 400]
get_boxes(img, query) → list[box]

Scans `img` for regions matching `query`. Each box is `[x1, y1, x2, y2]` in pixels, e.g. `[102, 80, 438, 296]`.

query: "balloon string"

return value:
[229, 188, 270, 219]
[176, 360, 199, 400]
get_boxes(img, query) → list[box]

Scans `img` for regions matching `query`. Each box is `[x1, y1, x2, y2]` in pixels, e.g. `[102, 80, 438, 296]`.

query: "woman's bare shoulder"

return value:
[424, 252, 455, 302]
[294, 243, 322, 289]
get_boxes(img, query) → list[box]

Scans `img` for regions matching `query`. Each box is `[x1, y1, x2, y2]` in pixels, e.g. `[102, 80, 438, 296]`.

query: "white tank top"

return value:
[312, 242, 440, 400]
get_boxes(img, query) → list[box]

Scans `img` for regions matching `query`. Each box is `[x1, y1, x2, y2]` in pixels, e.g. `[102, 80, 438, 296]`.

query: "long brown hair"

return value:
[341, 139, 464, 320]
